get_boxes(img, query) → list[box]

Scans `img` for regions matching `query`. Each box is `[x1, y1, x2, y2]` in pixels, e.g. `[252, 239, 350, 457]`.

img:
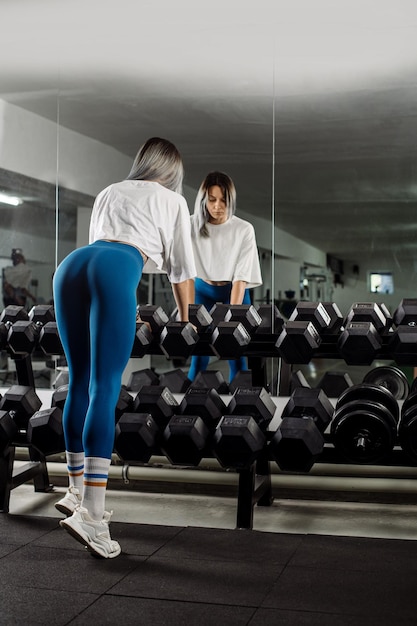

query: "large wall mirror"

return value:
[1, 1, 417, 389]
[0, 1, 275, 387]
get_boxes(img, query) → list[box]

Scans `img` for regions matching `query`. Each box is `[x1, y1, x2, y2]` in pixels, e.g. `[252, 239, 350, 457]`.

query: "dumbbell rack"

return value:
[1, 319, 415, 527]
[0, 353, 53, 513]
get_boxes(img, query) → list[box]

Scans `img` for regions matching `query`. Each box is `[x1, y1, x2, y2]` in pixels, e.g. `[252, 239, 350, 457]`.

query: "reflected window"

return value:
[369, 271, 394, 294]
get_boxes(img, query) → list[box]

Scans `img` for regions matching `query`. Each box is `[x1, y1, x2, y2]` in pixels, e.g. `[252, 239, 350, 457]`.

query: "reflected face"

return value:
[206, 185, 228, 225]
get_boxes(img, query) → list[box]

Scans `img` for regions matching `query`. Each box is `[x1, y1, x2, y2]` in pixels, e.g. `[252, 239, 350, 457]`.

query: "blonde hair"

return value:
[193, 171, 237, 237]
[127, 137, 184, 194]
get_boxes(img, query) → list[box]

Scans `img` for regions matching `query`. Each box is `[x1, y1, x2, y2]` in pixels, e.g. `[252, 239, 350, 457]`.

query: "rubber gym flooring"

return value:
[1, 505, 416, 625]
[2, 359, 417, 624]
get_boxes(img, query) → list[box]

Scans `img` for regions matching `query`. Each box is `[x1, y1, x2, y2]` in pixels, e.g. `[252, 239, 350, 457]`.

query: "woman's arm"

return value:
[172, 279, 195, 321]
[230, 280, 247, 305]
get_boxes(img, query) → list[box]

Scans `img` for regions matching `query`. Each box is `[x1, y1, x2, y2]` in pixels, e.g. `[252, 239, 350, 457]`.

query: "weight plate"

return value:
[333, 399, 398, 437]
[400, 390, 417, 417]
[363, 366, 409, 400]
[398, 412, 417, 463]
[331, 409, 396, 464]
[336, 383, 399, 423]
[411, 377, 417, 395]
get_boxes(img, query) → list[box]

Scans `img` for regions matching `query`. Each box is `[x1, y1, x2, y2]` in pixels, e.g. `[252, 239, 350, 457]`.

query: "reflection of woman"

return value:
[53, 137, 196, 558]
[188, 171, 262, 383]
[2, 250, 37, 308]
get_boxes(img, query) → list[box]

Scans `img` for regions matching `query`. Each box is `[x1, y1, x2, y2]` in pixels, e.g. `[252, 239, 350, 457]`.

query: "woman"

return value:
[53, 137, 196, 558]
[188, 171, 262, 383]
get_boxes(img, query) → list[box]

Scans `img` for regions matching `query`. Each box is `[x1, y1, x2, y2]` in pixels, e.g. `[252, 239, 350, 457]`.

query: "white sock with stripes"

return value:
[82, 456, 111, 521]
[66, 451, 84, 493]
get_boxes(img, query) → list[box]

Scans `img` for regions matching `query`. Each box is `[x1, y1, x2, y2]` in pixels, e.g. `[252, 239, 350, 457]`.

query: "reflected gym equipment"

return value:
[7, 305, 55, 355]
[331, 383, 399, 464]
[160, 321, 199, 358]
[316, 371, 354, 398]
[159, 368, 191, 393]
[190, 370, 229, 394]
[125, 368, 160, 392]
[362, 365, 409, 401]
[398, 391, 417, 463]
[276, 301, 333, 364]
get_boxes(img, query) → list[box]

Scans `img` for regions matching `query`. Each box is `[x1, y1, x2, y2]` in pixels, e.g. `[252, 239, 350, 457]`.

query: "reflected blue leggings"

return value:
[188, 278, 251, 383]
[53, 241, 143, 459]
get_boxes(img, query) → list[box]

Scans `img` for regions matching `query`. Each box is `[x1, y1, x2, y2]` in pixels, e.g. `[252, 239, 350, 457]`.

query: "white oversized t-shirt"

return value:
[89, 180, 196, 283]
[191, 215, 262, 289]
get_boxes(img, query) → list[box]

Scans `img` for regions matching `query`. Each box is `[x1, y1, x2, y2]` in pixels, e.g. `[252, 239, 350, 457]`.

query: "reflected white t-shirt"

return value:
[191, 215, 262, 289]
[89, 180, 196, 283]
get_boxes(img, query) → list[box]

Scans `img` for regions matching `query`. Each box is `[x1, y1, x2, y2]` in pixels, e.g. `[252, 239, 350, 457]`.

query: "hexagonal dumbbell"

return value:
[159, 321, 199, 358]
[320, 302, 344, 334]
[6, 303, 54, 355]
[337, 302, 389, 365]
[38, 321, 64, 355]
[276, 302, 333, 364]
[51, 384, 69, 411]
[6, 303, 58, 356]
[114, 412, 159, 463]
[137, 304, 169, 333]
[389, 299, 417, 365]
[159, 369, 191, 393]
[254, 304, 285, 337]
[160, 388, 228, 466]
[125, 368, 160, 392]
[269, 387, 334, 472]
[316, 371, 354, 398]
[0, 305, 29, 325]
[188, 303, 213, 332]
[131, 322, 153, 358]
[0, 410, 18, 454]
[7, 320, 40, 355]
[212, 415, 267, 470]
[212, 386, 276, 470]
[228, 387, 276, 431]
[27, 406, 65, 456]
[211, 304, 261, 359]
[133, 385, 179, 431]
[189, 370, 229, 394]
[0, 385, 42, 431]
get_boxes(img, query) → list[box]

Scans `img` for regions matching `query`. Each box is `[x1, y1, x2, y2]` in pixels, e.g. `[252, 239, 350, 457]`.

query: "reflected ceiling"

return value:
[1, 0, 417, 265]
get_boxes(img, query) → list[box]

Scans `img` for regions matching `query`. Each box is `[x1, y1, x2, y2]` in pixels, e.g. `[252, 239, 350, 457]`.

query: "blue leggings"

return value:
[53, 241, 143, 459]
[188, 278, 251, 383]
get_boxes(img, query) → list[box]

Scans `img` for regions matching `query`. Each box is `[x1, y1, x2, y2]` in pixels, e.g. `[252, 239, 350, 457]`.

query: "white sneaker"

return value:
[55, 486, 82, 516]
[60, 506, 121, 559]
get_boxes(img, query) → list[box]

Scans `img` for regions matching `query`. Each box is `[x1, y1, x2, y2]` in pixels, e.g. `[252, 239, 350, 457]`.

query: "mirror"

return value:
[3, 2, 415, 391]
[0, 3, 275, 388]
[272, 3, 417, 386]
[272, 3, 417, 316]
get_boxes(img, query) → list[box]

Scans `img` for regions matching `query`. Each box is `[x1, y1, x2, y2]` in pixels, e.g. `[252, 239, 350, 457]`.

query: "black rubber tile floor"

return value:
[0, 514, 416, 625]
